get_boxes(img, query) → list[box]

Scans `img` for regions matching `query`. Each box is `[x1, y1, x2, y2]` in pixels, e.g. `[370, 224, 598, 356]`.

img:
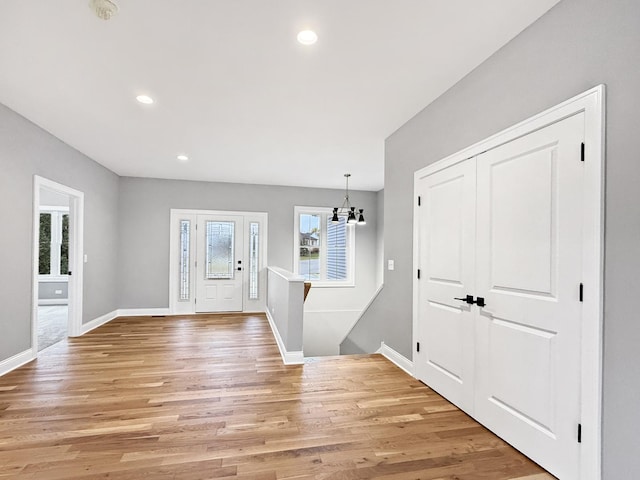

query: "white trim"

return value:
[0, 348, 35, 377]
[38, 299, 68, 306]
[117, 308, 171, 317]
[377, 342, 413, 376]
[268, 266, 305, 282]
[33, 176, 84, 347]
[38, 276, 69, 283]
[79, 310, 119, 335]
[264, 308, 304, 365]
[40, 205, 70, 212]
[412, 85, 604, 480]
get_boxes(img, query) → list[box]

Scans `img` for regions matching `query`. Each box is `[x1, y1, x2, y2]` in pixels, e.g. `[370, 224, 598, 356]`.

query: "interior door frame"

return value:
[412, 85, 605, 480]
[169, 209, 268, 314]
[32, 175, 85, 355]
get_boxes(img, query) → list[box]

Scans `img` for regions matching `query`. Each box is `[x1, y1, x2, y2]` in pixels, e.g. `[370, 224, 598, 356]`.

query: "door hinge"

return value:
[579, 283, 584, 302]
[581, 142, 585, 162]
[416, 342, 420, 352]
[578, 423, 582, 443]
[417, 269, 421, 279]
[418, 196, 421, 206]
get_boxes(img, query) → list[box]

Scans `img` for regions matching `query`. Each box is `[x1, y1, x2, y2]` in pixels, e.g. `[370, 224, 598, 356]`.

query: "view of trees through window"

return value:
[39, 211, 69, 276]
[39, 213, 51, 275]
[61, 214, 69, 274]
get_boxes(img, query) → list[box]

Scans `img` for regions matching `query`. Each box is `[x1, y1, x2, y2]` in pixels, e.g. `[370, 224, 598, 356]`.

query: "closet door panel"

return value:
[475, 113, 585, 480]
[415, 159, 476, 411]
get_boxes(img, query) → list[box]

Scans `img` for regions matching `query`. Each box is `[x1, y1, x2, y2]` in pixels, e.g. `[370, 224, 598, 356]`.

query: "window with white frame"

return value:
[294, 207, 354, 286]
[39, 208, 70, 279]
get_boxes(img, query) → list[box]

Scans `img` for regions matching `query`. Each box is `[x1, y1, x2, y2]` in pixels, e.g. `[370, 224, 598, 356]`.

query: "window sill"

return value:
[38, 276, 69, 282]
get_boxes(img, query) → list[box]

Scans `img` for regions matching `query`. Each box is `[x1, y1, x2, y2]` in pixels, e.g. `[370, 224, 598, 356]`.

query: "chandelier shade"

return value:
[333, 174, 365, 225]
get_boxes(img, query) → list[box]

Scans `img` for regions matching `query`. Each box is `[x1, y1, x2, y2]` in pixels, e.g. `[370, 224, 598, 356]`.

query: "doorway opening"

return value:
[32, 176, 84, 354]
[37, 191, 69, 351]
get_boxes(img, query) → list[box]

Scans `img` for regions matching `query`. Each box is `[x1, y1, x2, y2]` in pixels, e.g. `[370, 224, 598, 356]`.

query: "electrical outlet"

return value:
[388, 260, 395, 271]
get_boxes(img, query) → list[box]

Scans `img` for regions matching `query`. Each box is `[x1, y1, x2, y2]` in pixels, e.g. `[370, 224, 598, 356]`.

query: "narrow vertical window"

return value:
[179, 220, 190, 300]
[39, 213, 52, 275]
[249, 222, 259, 299]
[60, 214, 69, 275]
[299, 214, 321, 280]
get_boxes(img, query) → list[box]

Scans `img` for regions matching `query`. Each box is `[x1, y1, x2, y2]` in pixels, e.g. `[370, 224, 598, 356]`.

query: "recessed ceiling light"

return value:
[136, 94, 154, 105]
[297, 30, 318, 45]
[177, 154, 189, 161]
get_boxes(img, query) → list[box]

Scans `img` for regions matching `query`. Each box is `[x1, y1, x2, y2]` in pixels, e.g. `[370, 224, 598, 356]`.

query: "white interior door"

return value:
[415, 159, 477, 411]
[474, 113, 584, 479]
[195, 214, 244, 312]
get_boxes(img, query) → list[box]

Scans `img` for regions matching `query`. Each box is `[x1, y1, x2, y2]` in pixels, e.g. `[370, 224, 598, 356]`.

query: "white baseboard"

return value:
[117, 308, 170, 317]
[0, 348, 36, 377]
[377, 341, 414, 376]
[78, 309, 119, 336]
[264, 308, 304, 365]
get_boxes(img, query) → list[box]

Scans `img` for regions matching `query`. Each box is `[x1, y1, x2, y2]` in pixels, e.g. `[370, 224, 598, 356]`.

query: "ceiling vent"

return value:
[89, 0, 119, 20]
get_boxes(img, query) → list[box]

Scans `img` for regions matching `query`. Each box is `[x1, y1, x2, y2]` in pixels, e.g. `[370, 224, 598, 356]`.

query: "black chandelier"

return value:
[332, 173, 366, 225]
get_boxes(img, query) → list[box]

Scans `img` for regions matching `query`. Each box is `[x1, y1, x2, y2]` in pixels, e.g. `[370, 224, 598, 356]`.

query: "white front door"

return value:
[415, 158, 476, 412]
[474, 113, 584, 479]
[195, 214, 244, 312]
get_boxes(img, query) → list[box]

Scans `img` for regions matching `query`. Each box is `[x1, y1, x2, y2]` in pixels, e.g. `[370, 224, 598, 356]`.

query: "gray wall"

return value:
[0, 103, 119, 360]
[117, 177, 378, 309]
[38, 282, 68, 301]
[345, 0, 640, 476]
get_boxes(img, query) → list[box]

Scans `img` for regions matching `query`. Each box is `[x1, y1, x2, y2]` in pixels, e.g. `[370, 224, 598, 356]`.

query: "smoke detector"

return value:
[89, 0, 119, 20]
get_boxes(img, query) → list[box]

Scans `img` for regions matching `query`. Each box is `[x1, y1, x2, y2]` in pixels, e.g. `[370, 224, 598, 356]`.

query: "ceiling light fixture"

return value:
[177, 154, 189, 161]
[297, 30, 318, 45]
[332, 173, 365, 225]
[136, 94, 154, 105]
[89, 0, 119, 20]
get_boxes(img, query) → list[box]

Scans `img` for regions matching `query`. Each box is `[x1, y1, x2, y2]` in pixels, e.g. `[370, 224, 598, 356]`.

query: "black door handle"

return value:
[237, 267, 242, 271]
[454, 295, 475, 305]
[454, 295, 486, 307]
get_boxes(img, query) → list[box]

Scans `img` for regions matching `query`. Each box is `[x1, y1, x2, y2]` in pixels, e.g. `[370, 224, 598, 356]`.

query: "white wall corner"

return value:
[377, 341, 414, 376]
[265, 308, 304, 365]
[79, 309, 119, 336]
[0, 348, 36, 377]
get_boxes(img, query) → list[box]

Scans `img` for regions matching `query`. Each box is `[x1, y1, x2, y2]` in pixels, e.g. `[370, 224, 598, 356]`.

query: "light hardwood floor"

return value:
[0, 313, 555, 479]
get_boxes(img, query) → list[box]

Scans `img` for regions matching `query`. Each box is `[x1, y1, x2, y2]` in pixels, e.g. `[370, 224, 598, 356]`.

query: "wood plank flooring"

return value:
[0, 313, 554, 479]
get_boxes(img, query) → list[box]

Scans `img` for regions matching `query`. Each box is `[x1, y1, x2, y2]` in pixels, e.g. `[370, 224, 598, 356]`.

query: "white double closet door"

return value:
[416, 113, 584, 479]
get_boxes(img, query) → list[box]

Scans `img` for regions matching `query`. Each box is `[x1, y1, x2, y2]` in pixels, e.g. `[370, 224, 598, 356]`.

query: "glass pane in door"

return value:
[179, 220, 190, 300]
[249, 222, 259, 299]
[205, 221, 235, 279]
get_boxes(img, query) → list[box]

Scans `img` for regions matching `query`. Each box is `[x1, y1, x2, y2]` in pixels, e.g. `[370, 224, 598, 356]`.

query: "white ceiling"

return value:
[0, 0, 561, 191]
